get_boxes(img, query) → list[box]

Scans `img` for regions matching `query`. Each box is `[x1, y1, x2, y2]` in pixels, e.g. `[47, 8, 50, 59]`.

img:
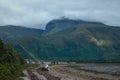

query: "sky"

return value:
[0, 0, 120, 29]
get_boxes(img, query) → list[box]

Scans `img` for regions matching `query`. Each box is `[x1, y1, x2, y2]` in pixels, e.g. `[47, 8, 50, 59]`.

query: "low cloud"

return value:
[0, 0, 120, 29]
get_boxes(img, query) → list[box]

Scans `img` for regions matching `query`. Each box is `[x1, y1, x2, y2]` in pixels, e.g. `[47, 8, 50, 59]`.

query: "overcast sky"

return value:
[0, 0, 120, 29]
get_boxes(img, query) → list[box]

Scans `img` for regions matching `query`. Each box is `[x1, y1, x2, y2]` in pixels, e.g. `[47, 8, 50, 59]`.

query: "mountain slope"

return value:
[11, 22, 120, 62]
[44, 18, 104, 35]
[0, 25, 44, 43]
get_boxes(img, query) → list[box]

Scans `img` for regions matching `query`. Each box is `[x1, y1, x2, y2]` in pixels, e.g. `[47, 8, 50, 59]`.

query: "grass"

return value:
[23, 63, 40, 69]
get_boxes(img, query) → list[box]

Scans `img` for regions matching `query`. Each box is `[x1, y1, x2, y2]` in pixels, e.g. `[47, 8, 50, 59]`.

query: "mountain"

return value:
[10, 19, 120, 62]
[0, 25, 44, 43]
[44, 18, 104, 35]
[0, 39, 25, 80]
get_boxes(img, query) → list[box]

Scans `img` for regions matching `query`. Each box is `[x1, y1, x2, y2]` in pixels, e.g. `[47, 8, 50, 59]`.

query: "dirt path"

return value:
[22, 68, 60, 80]
[37, 68, 60, 80]
[27, 69, 40, 80]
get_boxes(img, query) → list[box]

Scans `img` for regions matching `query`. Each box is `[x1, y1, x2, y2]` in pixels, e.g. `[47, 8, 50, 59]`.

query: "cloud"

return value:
[0, 0, 120, 29]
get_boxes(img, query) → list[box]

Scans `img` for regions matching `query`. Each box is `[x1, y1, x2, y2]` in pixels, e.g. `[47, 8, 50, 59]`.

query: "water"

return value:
[79, 63, 120, 75]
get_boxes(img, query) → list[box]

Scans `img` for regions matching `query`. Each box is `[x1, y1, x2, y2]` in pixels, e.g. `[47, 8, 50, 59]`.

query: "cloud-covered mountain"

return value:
[6, 19, 120, 62]
[44, 18, 104, 35]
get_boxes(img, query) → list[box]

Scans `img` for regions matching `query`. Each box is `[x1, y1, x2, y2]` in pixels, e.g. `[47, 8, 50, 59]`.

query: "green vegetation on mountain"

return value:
[44, 18, 103, 35]
[11, 23, 120, 62]
[0, 25, 44, 43]
[0, 39, 25, 80]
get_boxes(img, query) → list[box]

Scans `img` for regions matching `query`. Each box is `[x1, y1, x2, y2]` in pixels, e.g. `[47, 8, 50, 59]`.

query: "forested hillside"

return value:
[11, 23, 120, 62]
[0, 39, 25, 80]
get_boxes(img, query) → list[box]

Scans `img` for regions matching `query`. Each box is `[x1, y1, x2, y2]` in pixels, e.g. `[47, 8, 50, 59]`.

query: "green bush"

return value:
[0, 39, 25, 80]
